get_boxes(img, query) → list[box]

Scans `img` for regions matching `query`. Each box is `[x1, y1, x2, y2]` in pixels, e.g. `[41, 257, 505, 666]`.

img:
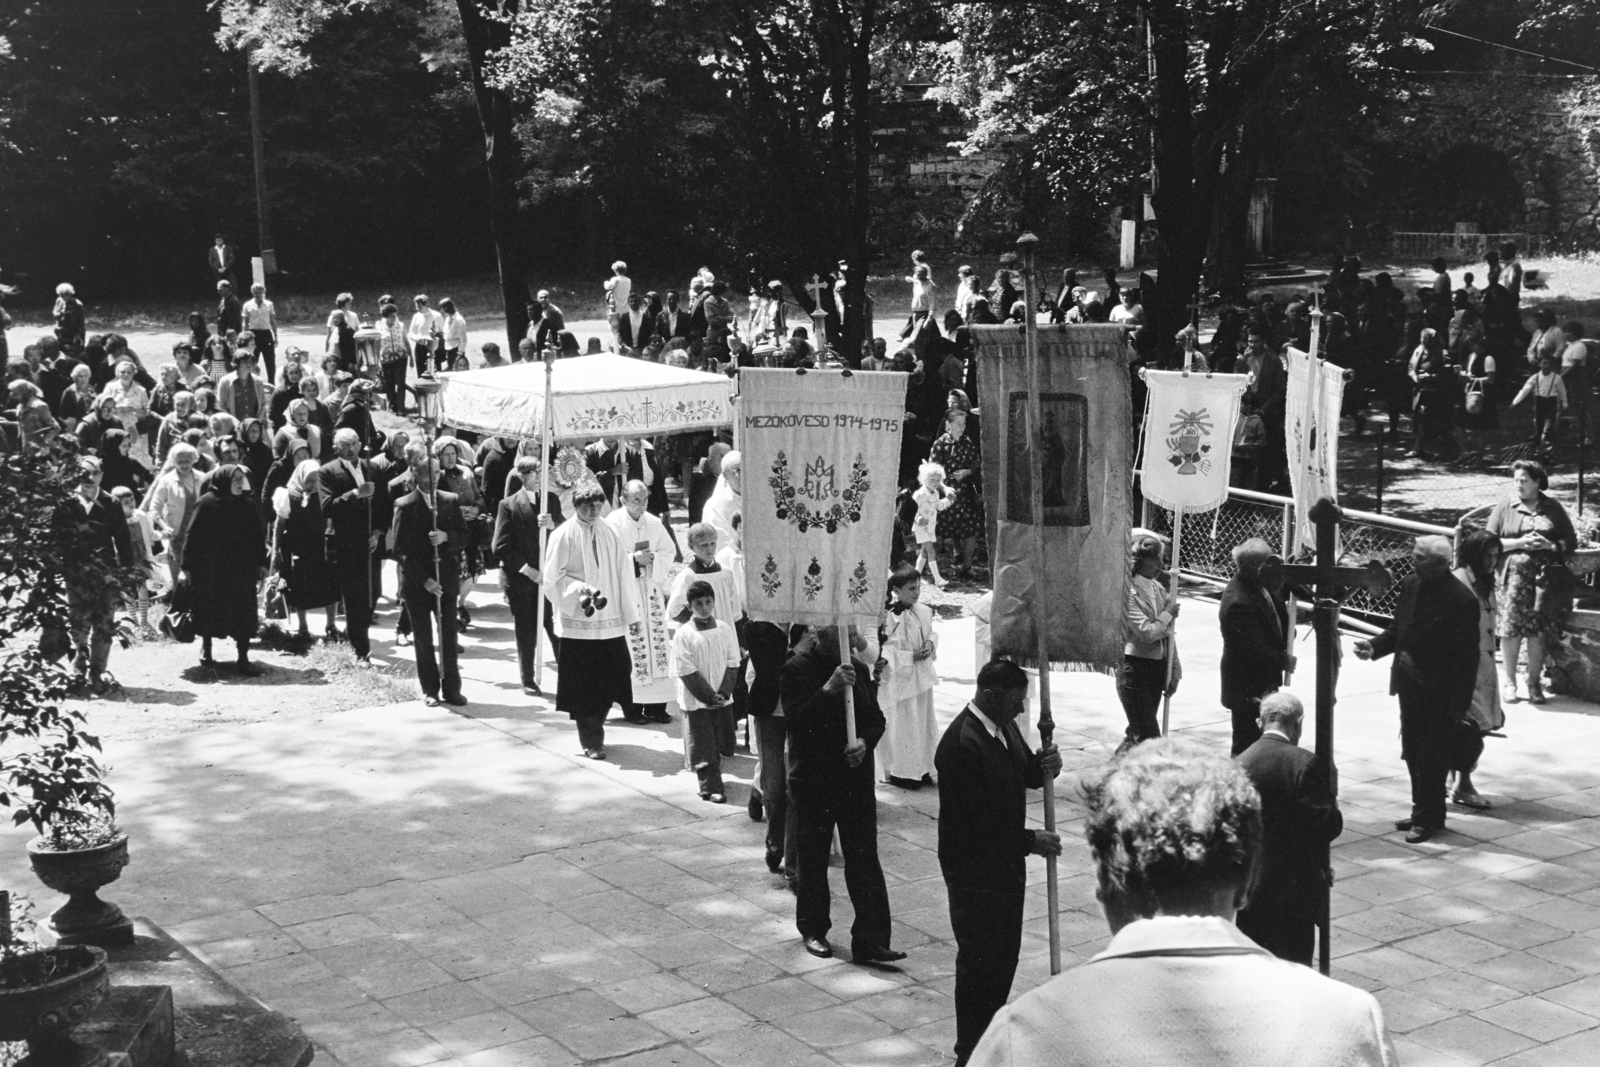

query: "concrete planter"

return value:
[27, 832, 134, 947]
[0, 944, 109, 1045]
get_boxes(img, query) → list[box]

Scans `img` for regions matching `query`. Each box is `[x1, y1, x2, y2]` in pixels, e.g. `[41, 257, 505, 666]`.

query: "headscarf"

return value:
[287, 457, 321, 501]
[210, 463, 243, 499]
[98, 425, 128, 463]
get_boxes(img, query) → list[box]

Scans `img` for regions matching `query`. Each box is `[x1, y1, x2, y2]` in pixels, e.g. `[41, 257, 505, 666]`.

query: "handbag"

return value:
[1464, 380, 1484, 415]
[160, 576, 196, 643]
[263, 574, 288, 620]
[1534, 561, 1576, 617]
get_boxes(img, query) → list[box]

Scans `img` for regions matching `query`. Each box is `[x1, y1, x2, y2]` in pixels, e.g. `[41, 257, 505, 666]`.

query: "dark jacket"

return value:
[618, 310, 656, 350]
[936, 706, 1046, 891]
[492, 488, 564, 595]
[316, 456, 380, 567]
[184, 477, 268, 640]
[1368, 572, 1479, 706]
[1219, 575, 1291, 710]
[58, 490, 133, 572]
[780, 647, 886, 766]
[1236, 734, 1342, 896]
[334, 400, 377, 456]
[389, 488, 465, 597]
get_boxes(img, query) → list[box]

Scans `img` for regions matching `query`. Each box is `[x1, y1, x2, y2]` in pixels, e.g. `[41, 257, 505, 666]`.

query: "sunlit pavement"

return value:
[6, 586, 1600, 1067]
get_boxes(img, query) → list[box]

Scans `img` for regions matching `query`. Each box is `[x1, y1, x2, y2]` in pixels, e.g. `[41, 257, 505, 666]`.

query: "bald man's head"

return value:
[1412, 535, 1453, 581]
[621, 479, 649, 517]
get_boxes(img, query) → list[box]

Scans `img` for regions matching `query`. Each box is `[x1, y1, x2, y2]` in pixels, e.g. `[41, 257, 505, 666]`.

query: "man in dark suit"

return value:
[318, 428, 381, 660]
[1356, 536, 1479, 843]
[1219, 537, 1295, 755]
[617, 292, 655, 353]
[1235, 692, 1342, 966]
[492, 454, 562, 695]
[780, 623, 902, 965]
[657, 290, 691, 346]
[55, 456, 133, 694]
[388, 444, 467, 707]
[936, 658, 1064, 1067]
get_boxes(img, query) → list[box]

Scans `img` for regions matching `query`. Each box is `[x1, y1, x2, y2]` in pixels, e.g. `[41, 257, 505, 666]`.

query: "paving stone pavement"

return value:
[6, 587, 1600, 1066]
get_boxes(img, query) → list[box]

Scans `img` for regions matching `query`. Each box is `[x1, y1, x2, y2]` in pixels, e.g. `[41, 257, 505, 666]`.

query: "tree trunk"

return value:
[1210, 129, 1262, 304]
[457, 0, 530, 352]
[838, 0, 878, 365]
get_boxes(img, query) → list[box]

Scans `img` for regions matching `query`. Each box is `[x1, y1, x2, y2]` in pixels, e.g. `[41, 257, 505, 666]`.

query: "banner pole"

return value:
[532, 348, 554, 694]
[1016, 233, 1061, 976]
[837, 624, 857, 743]
[1162, 505, 1182, 737]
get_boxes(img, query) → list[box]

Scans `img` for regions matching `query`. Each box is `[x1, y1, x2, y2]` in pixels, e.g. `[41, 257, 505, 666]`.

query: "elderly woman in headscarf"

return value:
[272, 397, 323, 461]
[273, 455, 341, 639]
[184, 463, 268, 672]
[1116, 529, 1181, 756]
[238, 418, 274, 510]
[97, 426, 152, 497]
[433, 434, 485, 629]
[76, 394, 121, 453]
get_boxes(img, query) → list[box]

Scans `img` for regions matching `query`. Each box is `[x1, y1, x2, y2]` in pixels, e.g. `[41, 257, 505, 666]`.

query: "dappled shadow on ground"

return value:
[113, 686, 196, 706]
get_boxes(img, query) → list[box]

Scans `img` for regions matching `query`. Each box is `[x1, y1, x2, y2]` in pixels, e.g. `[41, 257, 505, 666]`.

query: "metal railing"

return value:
[1388, 232, 1545, 261]
[1144, 488, 1456, 624]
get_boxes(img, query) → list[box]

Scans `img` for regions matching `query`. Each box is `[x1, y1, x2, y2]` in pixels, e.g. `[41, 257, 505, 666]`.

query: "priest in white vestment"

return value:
[607, 479, 676, 724]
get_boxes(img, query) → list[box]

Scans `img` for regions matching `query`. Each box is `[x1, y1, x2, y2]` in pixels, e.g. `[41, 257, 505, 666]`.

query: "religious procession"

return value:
[16, 228, 1568, 1066]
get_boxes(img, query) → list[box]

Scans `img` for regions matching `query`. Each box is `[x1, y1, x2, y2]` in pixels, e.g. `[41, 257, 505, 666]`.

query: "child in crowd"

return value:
[671, 580, 740, 803]
[1513, 353, 1567, 451]
[879, 564, 939, 789]
[667, 522, 745, 755]
[912, 461, 953, 586]
[111, 485, 159, 636]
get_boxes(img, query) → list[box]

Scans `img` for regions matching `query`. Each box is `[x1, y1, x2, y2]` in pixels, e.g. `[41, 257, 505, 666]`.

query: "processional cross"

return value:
[1259, 495, 1394, 976]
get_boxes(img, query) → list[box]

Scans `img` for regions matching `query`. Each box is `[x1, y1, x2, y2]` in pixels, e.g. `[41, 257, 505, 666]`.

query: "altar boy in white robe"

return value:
[879, 563, 940, 789]
[607, 479, 676, 724]
[667, 522, 745, 755]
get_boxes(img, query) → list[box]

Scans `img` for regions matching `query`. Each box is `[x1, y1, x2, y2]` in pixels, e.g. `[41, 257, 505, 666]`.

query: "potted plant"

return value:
[1, 444, 139, 945]
[0, 893, 111, 1056]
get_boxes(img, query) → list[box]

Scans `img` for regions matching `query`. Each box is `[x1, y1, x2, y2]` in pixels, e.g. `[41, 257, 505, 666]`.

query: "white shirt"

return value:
[408, 309, 442, 347]
[1562, 339, 1588, 369]
[441, 312, 468, 353]
[242, 298, 276, 334]
[343, 458, 365, 487]
[969, 703, 1007, 745]
[606, 274, 632, 312]
[672, 618, 740, 711]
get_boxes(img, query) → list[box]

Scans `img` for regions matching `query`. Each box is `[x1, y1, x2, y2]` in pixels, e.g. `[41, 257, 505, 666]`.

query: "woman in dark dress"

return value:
[76, 395, 121, 454]
[927, 406, 985, 578]
[276, 456, 341, 639]
[239, 417, 274, 517]
[183, 463, 269, 672]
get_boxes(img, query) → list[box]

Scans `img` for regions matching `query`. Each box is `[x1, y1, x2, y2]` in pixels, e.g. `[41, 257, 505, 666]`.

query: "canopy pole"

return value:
[1017, 233, 1061, 977]
[1161, 506, 1182, 737]
[837, 624, 856, 743]
[532, 347, 555, 694]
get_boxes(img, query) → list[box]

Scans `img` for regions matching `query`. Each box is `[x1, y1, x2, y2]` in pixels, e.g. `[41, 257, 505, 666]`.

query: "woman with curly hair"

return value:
[927, 407, 984, 578]
[1486, 459, 1576, 704]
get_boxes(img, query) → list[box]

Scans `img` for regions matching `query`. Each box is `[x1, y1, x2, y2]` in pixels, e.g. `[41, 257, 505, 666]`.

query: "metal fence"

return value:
[1388, 232, 1546, 261]
[1144, 488, 1455, 623]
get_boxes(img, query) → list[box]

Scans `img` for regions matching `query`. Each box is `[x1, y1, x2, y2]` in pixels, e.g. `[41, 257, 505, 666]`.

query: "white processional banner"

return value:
[739, 368, 907, 630]
[1138, 371, 1248, 514]
[1285, 346, 1346, 553]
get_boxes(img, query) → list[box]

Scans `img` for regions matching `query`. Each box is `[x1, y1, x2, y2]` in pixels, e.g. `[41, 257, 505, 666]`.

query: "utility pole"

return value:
[247, 48, 278, 276]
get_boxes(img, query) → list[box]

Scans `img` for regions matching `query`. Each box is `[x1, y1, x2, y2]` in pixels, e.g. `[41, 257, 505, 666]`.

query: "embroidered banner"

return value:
[1284, 346, 1346, 553]
[1139, 371, 1248, 514]
[975, 324, 1133, 673]
[739, 369, 908, 629]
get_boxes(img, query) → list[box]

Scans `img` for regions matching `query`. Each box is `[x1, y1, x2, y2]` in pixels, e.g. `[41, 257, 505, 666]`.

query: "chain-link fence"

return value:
[1144, 489, 1455, 622]
[1388, 232, 1546, 261]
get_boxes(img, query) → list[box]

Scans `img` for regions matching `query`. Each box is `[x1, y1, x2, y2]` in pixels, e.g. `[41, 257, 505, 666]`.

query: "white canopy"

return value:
[436, 354, 735, 441]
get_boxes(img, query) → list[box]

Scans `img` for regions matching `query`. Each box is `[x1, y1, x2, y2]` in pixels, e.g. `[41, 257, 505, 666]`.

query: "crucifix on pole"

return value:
[1260, 495, 1394, 977]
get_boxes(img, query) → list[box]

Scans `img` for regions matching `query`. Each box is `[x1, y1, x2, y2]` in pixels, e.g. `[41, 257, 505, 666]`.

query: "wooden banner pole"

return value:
[1016, 233, 1061, 976]
[837, 624, 857, 743]
[532, 348, 555, 694]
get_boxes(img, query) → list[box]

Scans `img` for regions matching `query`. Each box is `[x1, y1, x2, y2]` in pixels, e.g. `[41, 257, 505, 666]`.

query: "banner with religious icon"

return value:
[974, 324, 1133, 674]
[738, 368, 908, 629]
[1285, 345, 1347, 553]
[1138, 370, 1248, 514]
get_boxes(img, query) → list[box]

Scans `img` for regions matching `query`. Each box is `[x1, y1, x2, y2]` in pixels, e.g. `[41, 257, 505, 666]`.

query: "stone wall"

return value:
[868, 93, 1008, 252]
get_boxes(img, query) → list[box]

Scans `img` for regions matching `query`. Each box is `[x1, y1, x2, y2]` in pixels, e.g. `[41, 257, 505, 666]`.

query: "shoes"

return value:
[522, 685, 542, 697]
[296, 628, 312, 640]
[1527, 685, 1547, 705]
[646, 709, 673, 724]
[444, 693, 467, 707]
[748, 792, 764, 822]
[702, 793, 726, 804]
[90, 672, 118, 697]
[423, 695, 441, 707]
[396, 630, 412, 647]
[199, 654, 217, 668]
[1452, 790, 1492, 810]
[1406, 825, 1437, 844]
[1394, 818, 1413, 831]
[325, 627, 345, 643]
[1502, 684, 1520, 704]
[583, 747, 607, 761]
[853, 945, 908, 966]
[458, 605, 471, 629]
[235, 660, 263, 677]
[622, 710, 649, 724]
[765, 847, 783, 873]
[887, 776, 923, 791]
[921, 773, 935, 786]
[803, 936, 833, 958]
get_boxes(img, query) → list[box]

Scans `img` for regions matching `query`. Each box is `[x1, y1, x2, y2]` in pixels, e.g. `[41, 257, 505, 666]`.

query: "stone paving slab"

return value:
[6, 590, 1600, 1066]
